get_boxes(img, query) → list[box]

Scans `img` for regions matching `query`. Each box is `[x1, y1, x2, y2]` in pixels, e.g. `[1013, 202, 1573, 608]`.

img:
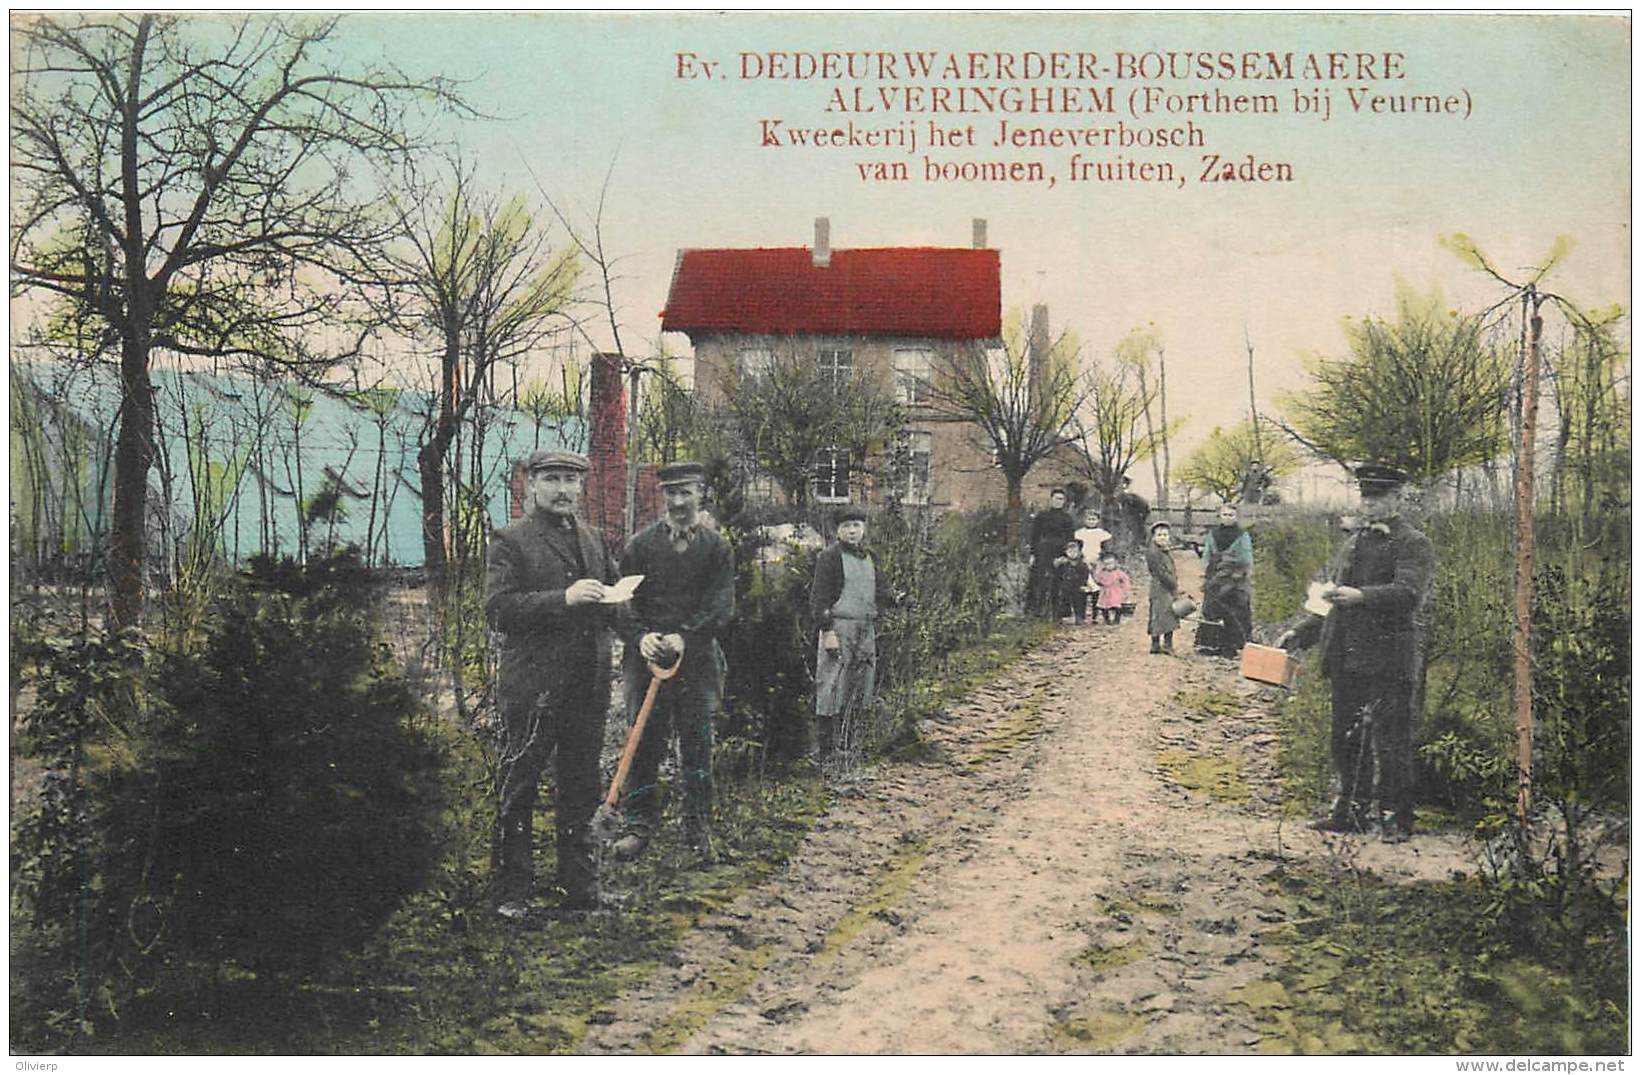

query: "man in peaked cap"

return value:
[485, 448, 620, 916]
[1279, 463, 1436, 842]
[613, 461, 736, 863]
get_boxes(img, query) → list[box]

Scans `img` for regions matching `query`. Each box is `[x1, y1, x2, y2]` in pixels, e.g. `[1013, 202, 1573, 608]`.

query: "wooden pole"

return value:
[1512, 288, 1544, 828]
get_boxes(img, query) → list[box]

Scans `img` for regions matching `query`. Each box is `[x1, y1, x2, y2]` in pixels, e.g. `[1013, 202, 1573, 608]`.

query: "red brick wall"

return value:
[586, 352, 627, 546]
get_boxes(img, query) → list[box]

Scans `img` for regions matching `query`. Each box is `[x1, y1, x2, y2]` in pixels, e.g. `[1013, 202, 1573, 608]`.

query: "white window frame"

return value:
[893, 347, 934, 405]
[899, 430, 933, 504]
[817, 347, 853, 391]
[812, 446, 852, 503]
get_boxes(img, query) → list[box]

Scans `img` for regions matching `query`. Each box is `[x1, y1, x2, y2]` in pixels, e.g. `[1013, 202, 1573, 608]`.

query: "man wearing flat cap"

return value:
[486, 448, 619, 916]
[1279, 464, 1435, 841]
[808, 505, 899, 769]
[613, 461, 736, 862]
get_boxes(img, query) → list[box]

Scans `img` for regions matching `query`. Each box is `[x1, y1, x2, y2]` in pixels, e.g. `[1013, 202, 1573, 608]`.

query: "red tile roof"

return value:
[660, 247, 1001, 340]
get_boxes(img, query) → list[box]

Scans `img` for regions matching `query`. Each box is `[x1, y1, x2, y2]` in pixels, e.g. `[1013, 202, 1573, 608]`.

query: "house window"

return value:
[812, 447, 851, 502]
[817, 347, 853, 391]
[893, 347, 933, 404]
[737, 347, 773, 380]
[898, 430, 933, 504]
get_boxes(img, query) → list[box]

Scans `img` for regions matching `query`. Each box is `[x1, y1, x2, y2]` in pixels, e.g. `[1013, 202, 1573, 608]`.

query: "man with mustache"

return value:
[486, 449, 618, 916]
[612, 461, 736, 863]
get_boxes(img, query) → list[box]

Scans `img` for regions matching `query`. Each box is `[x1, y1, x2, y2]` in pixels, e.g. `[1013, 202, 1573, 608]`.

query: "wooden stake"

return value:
[1513, 288, 1545, 828]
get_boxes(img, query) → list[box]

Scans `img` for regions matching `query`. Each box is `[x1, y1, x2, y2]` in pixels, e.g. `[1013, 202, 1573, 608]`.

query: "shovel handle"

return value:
[602, 659, 681, 811]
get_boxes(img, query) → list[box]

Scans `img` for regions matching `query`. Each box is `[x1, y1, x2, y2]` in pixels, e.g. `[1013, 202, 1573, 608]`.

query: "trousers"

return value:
[621, 644, 720, 831]
[1330, 673, 1414, 825]
[494, 675, 604, 903]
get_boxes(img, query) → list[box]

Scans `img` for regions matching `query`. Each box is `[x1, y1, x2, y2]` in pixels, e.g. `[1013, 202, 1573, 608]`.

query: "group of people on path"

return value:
[488, 451, 1434, 918]
[1028, 465, 1435, 844]
[485, 450, 897, 919]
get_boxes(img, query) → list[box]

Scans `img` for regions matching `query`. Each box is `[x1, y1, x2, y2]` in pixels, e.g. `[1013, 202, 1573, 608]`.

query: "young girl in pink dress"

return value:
[1092, 554, 1132, 625]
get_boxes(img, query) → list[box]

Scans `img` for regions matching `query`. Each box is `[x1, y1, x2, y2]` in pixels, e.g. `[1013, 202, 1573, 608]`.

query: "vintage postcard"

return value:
[9, 10, 1630, 1061]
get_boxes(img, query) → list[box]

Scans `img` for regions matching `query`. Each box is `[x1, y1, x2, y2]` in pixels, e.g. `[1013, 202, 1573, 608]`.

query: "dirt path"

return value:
[579, 555, 1474, 1055]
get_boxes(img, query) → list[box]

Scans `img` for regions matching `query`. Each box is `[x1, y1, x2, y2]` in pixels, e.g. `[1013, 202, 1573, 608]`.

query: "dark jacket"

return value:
[1027, 507, 1077, 559]
[810, 542, 898, 628]
[486, 512, 618, 716]
[617, 519, 735, 676]
[1292, 516, 1435, 679]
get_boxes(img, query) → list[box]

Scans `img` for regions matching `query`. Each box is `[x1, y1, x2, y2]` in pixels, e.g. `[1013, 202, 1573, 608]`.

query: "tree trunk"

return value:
[110, 331, 155, 628]
[419, 431, 450, 583]
[1513, 292, 1544, 828]
[1158, 347, 1172, 509]
[1005, 472, 1024, 551]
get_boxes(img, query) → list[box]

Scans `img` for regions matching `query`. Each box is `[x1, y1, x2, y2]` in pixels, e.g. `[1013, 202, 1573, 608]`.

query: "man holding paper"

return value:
[485, 448, 620, 915]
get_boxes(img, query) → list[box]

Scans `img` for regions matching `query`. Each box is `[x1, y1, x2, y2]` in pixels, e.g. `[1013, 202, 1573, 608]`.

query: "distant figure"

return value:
[1279, 465, 1435, 842]
[1145, 521, 1182, 655]
[1113, 476, 1151, 553]
[1026, 489, 1077, 619]
[809, 505, 898, 766]
[1092, 553, 1132, 626]
[1053, 538, 1091, 624]
[1197, 501, 1253, 657]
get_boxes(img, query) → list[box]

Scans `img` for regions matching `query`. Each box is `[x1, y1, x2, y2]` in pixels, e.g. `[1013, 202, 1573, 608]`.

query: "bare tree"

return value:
[1176, 419, 1300, 503]
[1115, 325, 1185, 509]
[384, 158, 578, 585]
[10, 13, 470, 625]
[926, 306, 1087, 547]
[1441, 234, 1611, 828]
[715, 343, 903, 510]
[1066, 352, 1156, 507]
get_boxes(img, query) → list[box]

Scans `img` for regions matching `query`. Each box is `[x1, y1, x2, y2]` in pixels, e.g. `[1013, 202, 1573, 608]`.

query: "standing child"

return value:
[1092, 553, 1132, 625]
[1052, 539, 1091, 624]
[1145, 521, 1183, 654]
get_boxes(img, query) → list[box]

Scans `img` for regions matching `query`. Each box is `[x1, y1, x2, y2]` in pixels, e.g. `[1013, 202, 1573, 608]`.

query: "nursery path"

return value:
[578, 554, 1474, 1056]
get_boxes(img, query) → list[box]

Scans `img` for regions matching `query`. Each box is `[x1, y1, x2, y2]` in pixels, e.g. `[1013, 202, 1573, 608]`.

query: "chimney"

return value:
[813, 217, 831, 267]
[972, 218, 988, 249]
[1028, 304, 1049, 412]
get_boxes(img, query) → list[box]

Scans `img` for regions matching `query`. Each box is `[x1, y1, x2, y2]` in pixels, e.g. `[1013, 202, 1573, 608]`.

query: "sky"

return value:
[21, 11, 1636, 501]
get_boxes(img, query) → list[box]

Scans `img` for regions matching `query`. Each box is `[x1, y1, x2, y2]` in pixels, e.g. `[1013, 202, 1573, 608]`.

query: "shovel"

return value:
[593, 655, 681, 839]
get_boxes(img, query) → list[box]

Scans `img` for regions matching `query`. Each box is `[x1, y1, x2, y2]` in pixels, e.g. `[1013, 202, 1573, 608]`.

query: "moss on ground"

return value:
[1048, 1011, 1146, 1050]
[636, 943, 777, 1055]
[817, 838, 930, 963]
[1075, 937, 1146, 974]
[965, 686, 1047, 768]
[1172, 688, 1244, 720]
[1154, 750, 1250, 803]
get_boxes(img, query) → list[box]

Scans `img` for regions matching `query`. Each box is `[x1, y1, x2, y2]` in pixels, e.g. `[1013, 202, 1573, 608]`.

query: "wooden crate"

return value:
[1241, 643, 1299, 688]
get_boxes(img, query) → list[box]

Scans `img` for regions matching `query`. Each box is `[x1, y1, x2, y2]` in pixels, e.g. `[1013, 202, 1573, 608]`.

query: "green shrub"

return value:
[1249, 511, 1335, 625]
[11, 551, 448, 1047]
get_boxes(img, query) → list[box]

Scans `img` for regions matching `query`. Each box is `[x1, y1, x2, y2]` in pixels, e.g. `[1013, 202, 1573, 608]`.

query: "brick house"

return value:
[660, 218, 1017, 512]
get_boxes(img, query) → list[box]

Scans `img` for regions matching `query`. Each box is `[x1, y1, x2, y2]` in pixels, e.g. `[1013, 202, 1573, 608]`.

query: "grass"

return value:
[34, 618, 1051, 1055]
[1243, 866, 1628, 1055]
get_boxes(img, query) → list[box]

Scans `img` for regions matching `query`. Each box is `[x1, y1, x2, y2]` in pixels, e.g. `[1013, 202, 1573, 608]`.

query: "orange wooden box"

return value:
[1241, 643, 1300, 688]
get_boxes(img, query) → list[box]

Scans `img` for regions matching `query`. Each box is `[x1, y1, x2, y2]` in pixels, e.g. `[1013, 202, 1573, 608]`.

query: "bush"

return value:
[711, 506, 1016, 769]
[11, 551, 448, 1047]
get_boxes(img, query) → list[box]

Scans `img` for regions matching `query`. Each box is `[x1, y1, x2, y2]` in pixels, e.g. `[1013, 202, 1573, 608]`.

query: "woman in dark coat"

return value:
[1197, 502, 1254, 657]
